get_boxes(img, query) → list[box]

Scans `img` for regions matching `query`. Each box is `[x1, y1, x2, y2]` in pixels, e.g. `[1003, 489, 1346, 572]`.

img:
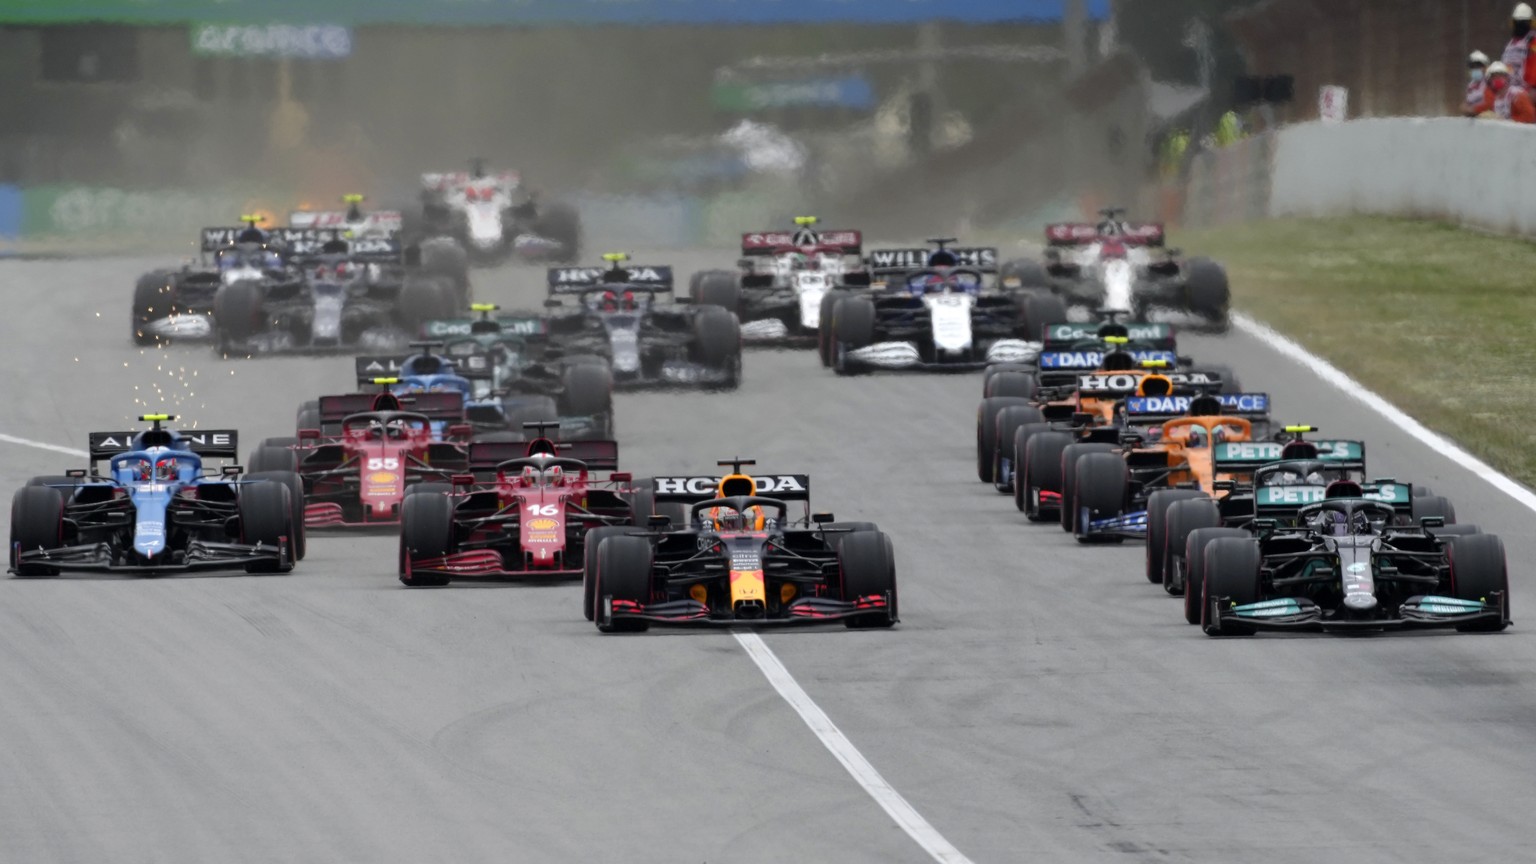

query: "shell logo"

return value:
[528, 517, 559, 531]
[370, 472, 398, 483]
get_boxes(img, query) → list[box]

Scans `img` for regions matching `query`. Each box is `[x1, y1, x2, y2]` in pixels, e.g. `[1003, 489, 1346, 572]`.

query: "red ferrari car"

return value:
[397, 430, 640, 586]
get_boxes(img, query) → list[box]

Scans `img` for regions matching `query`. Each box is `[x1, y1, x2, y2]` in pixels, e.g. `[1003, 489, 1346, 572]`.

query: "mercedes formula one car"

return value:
[690, 217, 868, 344]
[1001, 208, 1230, 327]
[544, 255, 742, 389]
[9, 415, 300, 576]
[252, 392, 473, 528]
[398, 428, 635, 586]
[419, 162, 580, 265]
[586, 460, 898, 632]
[822, 239, 1038, 373]
[1195, 490, 1509, 636]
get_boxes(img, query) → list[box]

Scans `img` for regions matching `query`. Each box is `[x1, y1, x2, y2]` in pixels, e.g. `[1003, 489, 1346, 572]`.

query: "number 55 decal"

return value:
[367, 457, 400, 470]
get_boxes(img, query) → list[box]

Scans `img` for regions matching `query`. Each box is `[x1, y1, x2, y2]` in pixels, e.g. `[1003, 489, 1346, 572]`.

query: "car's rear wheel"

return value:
[840, 530, 897, 629]
[1059, 443, 1117, 532]
[693, 270, 741, 312]
[692, 306, 743, 389]
[560, 362, 615, 419]
[818, 289, 851, 367]
[992, 405, 1044, 491]
[213, 280, 264, 354]
[1413, 494, 1456, 525]
[1184, 257, 1230, 327]
[133, 271, 177, 346]
[986, 371, 1038, 400]
[1146, 490, 1209, 586]
[1202, 537, 1262, 635]
[831, 296, 876, 375]
[976, 397, 1033, 483]
[1019, 292, 1068, 341]
[247, 445, 298, 474]
[1020, 428, 1070, 518]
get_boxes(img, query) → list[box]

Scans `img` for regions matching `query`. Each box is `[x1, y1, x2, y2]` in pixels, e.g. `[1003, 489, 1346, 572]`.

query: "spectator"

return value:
[1502, 4, 1536, 90]
[1475, 62, 1536, 122]
[1463, 50, 1491, 116]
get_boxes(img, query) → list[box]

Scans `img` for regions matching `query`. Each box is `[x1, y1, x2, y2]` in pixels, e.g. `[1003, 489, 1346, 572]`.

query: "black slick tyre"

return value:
[1059, 443, 1117, 532]
[1072, 452, 1128, 543]
[10, 485, 64, 576]
[399, 490, 455, 587]
[839, 530, 897, 629]
[693, 270, 741, 312]
[560, 363, 614, 418]
[239, 480, 294, 573]
[595, 535, 652, 632]
[1162, 496, 1220, 595]
[976, 397, 1032, 483]
[1184, 528, 1249, 625]
[1449, 533, 1510, 632]
[992, 405, 1044, 491]
[1144, 489, 1207, 586]
[1019, 292, 1068, 341]
[245, 470, 306, 560]
[691, 306, 742, 388]
[986, 371, 1038, 400]
[1020, 428, 1070, 518]
[583, 526, 630, 622]
[1202, 537, 1262, 636]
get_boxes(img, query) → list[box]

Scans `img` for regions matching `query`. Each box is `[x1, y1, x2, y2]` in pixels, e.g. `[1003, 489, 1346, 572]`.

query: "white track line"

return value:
[0, 433, 88, 459]
[734, 632, 975, 864]
[1233, 312, 1536, 514]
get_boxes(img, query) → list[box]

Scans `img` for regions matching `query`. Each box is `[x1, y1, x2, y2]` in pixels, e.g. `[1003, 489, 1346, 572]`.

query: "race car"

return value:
[250, 392, 473, 528]
[1194, 489, 1509, 635]
[419, 162, 581, 264]
[397, 426, 636, 586]
[291, 194, 471, 301]
[132, 216, 288, 345]
[822, 239, 1039, 374]
[1001, 208, 1230, 326]
[543, 254, 742, 389]
[689, 216, 868, 344]
[1059, 394, 1276, 543]
[9, 414, 299, 575]
[353, 331, 615, 440]
[212, 233, 459, 356]
[585, 459, 898, 632]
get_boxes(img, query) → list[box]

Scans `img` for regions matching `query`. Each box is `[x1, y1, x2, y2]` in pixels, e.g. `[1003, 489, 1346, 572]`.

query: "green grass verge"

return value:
[1178, 216, 1536, 486]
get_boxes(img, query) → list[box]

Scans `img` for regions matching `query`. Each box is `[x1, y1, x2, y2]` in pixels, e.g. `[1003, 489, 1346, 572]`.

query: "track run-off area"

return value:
[1, 253, 1533, 863]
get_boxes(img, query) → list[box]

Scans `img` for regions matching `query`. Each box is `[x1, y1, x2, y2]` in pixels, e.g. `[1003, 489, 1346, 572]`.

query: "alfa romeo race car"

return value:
[398, 429, 635, 586]
[9, 415, 299, 575]
[251, 393, 473, 528]
[690, 216, 867, 344]
[585, 460, 898, 631]
[419, 163, 580, 264]
[1194, 490, 1509, 635]
[822, 239, 1038, 374]
[543, 255, 742, 389]
[353, 331, 614, 440]
[1002, 208, 1230, 327]
[212, 233, 459, 356]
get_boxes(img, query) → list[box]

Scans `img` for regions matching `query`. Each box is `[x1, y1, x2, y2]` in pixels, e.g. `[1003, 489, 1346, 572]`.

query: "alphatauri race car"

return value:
[1000, 208, 1230, 327]
[585, 459, 898, 631]
[690, 216, 867, 344]
[543, 254, 742, 389]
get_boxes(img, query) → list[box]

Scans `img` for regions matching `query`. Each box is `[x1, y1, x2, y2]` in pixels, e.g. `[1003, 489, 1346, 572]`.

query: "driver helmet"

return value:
[786, 250, 812, 271]
[600, 290, 619, 312]
[1309, 509, 1350, 536]
[137, 459, 154, 481]
[521, 465, 540, 487]
[155, 457, 177, 482]
[545, 466, 565, 487]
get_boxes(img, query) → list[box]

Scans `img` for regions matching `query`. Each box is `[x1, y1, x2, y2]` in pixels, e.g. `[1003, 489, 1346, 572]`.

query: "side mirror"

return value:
[1212, 480, 1235, 492]
[1369, 476, 1397, 485]
[446, 423, 474, 440]
[811, 512, 835, 524]
[66, 468, 87, 478]
[222, 464, 243, 477]
[451, 473, 475, 488]
[1251, 518, 1278, 531]
[298, 428, 321, 441]
[647, 514, 671, 529]
[736, 258, 754, 269]
[1071, 412, 1095, 427]
[610, 472, 632, 483]
[1420, 516, 1446, 529]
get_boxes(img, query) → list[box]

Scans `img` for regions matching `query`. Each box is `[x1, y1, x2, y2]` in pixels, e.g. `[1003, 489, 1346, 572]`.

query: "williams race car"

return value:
[822, 239, 1038, 373]
[543, 254, 742, 389]
[398, 427, 635, 586]
[132, 216, 290, 345]
[690, 216, 867, 344]
[586, 459, 898, 631]
[9, 415, 300, 575]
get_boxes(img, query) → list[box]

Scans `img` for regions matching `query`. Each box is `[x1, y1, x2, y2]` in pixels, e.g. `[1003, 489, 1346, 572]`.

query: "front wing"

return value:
[1207, 593, 1509, 634]
[599, 591, 895, 626]
[12, 538, 291, 575]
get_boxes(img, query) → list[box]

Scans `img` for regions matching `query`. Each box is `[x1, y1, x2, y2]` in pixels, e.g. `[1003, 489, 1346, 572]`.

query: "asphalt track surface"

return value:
[1, 253, 1534, 863]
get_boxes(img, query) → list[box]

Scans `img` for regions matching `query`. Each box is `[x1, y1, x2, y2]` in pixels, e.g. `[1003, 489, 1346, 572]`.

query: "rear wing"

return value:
[1253, 481, 1410, 514]
[421, 316, 546, 340]
[1045, 222, 1164, 246]
[651, 474, 811, 502]
[467, 439, 619, 473]
[355, 356, 409, 382]
[1072, 371, 1222, 395]
[1040, 322, 1176, 350]
[88, 429, 239, 463]
[866, 247, 998, 273]
[546, 266, 674, 295]
[1213, 439, 1367, 472]
[741, 230, 862, 256]
[316, 392, 465, 426]
[1037, 349, 1178, 371]
[1123, 393, 1271, 420]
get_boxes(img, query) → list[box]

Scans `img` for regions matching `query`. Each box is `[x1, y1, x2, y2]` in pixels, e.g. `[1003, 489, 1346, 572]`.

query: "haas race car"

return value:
[690, 216, 867, 345]
[543, 254, 742, 389]
[419, 161, 580, 265]
[821, 239, 1039, 374]
[9, 415, 300, 575]
[398, 426, 637, 586]
[586, 459, 898, 632]
[1002, 208, 1229, 327]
